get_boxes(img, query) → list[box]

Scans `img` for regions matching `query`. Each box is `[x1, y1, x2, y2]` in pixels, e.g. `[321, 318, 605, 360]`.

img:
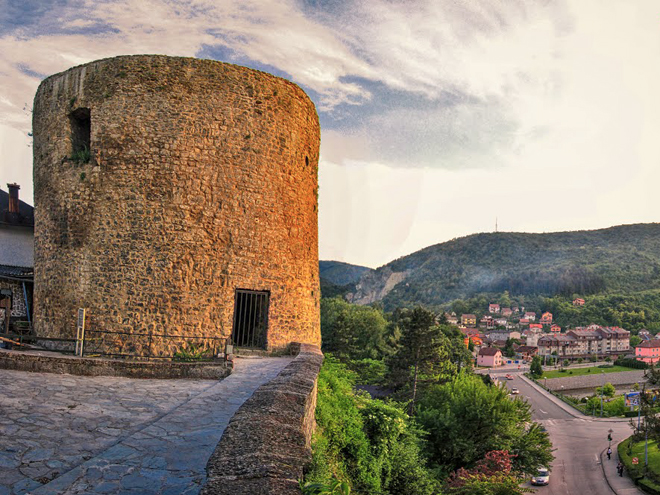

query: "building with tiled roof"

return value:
[477, 346, 503, 367]
[0, 184, 34, 330]
[636, 339, 660, 364]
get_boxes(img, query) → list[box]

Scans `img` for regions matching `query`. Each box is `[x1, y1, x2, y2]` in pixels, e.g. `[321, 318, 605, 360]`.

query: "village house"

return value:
[550, 324, 561, 334]
[636, 339, 660, 364]
[477, 347, 503, 367]
[461, 314, 477, 328]
[501, 308, 513, 317]
[524, 312, 537, 321]
[0, 184, 34, 332]
[639, 330, 652, 341]
[480, 316, 495, 329]
[515, 345, 538, 362]
[487, 330, 521, 342]
[537, 334, 578, 357]
[567, 325, 630, 355]
[536, 325, 630, 357]
[540, 311, 553, 325]
[488, 303, 501, 314]
[519, 318, 530, 326]
[529, 323, 543, 331]
[573, 298, 586, 306]
[523, 327, 544, 347]
[495, 318, 508, 327]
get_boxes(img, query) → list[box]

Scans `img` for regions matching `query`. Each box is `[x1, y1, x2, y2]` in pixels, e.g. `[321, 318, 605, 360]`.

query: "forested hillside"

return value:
[347, 224, 660, 310]
[319, 260, 374, 286]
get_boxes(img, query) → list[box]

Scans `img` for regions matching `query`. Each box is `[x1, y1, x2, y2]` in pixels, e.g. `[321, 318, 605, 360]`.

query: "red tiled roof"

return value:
[636, 339, 660, 349]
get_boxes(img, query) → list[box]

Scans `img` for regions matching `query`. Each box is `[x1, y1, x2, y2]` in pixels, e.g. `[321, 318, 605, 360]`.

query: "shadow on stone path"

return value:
[0, 357, 292, 495]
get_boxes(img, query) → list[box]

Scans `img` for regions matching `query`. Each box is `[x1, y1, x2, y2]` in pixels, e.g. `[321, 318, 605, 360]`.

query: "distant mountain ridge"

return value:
[344, 223, 660, 310]
[319, 260, 374, 286]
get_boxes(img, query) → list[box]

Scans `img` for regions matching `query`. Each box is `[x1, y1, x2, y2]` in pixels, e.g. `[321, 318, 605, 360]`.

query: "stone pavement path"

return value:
[0, 357, 291, 495]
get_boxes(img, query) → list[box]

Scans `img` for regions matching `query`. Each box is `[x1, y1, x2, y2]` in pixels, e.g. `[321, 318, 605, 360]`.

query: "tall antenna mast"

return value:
[495, 217, 498, 233]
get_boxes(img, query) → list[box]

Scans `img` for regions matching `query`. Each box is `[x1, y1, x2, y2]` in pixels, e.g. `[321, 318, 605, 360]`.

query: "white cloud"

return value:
[2, 0, 660, 268]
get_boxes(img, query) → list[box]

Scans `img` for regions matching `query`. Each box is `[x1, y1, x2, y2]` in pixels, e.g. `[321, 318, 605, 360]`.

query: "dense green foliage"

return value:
[530, 356, 543, 378]
[387, 307, 458, 410]
[416, 374, 554, 476]
[313, 298, 553, 493]
[321, 278, 354, 299]
[307, 358, 439, 494]
[596, 382, 616, 398]
[321, 297, 396, 362]
[347, 224, 660, 311]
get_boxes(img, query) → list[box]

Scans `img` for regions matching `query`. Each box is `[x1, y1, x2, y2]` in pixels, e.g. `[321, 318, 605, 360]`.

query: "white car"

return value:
[531, 467, 550, 486]
[510, 387, 520, 395]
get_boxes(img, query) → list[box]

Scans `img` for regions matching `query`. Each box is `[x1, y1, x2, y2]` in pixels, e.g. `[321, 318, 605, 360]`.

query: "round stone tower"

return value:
[32, 55, 320, 357]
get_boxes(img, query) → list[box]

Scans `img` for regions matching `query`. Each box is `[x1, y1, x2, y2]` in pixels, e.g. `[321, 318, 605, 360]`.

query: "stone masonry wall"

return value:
[32, 55, 321, 356]
[201, 344, 323, 495]
[0, 279, 27, 318]
[545, 370, 646, 391]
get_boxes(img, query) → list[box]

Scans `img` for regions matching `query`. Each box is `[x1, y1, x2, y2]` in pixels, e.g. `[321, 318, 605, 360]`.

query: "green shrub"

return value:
[617, 357, 648, 370]
[348, 358, 387, 385]
[70, 145, 91, 164]
[307, 356, 438, 494]
[638, 478, 660, 495]
[173, 344, 212, 361]
[618, 437, 645, 481]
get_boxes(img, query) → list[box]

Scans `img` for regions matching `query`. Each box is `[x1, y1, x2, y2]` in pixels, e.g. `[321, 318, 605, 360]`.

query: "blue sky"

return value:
[1, 0, 660, 267]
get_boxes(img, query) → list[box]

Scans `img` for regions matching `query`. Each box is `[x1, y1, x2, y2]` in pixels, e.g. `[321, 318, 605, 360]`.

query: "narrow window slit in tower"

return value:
[69, 108, 91, 163]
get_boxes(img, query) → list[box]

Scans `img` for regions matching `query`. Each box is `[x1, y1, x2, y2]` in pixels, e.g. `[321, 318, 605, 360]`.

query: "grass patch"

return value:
[541, 365, 637, 379]
[619, 436, 660, 492]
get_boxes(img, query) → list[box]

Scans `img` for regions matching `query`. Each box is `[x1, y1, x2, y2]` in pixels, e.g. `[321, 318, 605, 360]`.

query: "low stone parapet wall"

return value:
[201, 343, 323, 495]
[545, 370, 646, 391]
[0, 348, 231, 379]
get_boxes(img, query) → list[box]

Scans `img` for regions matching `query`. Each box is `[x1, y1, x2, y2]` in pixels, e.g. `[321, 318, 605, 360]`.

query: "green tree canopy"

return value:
[387, 307, 457, 411]
[321, 297, 393, 361]
[417, 373, 553, 476]
[530, 355, 543, 378]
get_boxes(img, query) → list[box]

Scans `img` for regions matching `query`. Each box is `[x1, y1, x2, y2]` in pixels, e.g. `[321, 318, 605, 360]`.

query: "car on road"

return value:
[506, 374, 514, 380]
[510, 387, 520, 395]
[531, 467, 550, 486]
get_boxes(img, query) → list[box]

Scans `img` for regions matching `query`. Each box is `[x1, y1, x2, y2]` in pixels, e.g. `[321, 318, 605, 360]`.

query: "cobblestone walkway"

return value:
[0, 357, 291, 495]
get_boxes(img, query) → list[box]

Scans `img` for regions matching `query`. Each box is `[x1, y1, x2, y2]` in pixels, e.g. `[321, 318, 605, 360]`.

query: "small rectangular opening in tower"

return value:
[69, 108, 91, 158]
[231, 289, 269, 349]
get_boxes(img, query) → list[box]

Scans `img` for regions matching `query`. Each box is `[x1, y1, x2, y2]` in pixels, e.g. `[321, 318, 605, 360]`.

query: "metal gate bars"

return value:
[231, 289, 269, 349]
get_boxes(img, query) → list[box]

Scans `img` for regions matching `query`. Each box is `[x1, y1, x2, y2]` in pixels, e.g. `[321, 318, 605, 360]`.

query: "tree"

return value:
[562, 359, 570, 369]
[439, 324, 474, 372]
[387, 307, 456, 412]
[596, 382, 616, 398]
[321, 297, 392, 361]
[630, 335, 642, 347]
[503, 338, 518, 358]
[633, 365, 660, 443]
[416, 373, 553, 475]
[530, 356, 543, 379]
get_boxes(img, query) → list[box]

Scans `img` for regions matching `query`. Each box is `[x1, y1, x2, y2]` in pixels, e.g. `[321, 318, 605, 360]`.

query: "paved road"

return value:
[502, 373, 636, 495]
[0, 357, 291, 495]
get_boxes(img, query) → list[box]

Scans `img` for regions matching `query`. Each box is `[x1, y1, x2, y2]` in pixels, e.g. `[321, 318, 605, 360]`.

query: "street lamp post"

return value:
[638, 383, 642, 431]
[601, 370, 605, 418]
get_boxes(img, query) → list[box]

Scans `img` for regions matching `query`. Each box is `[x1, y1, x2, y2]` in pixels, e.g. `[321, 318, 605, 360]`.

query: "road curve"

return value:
[502, 372, 634, 495]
